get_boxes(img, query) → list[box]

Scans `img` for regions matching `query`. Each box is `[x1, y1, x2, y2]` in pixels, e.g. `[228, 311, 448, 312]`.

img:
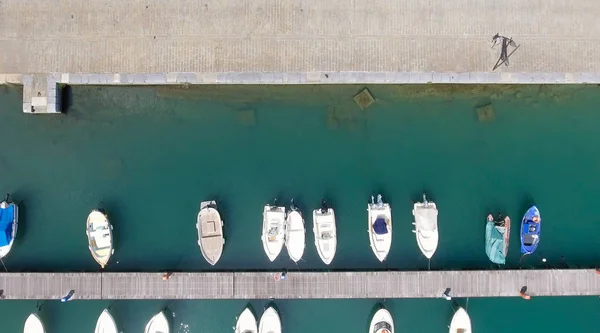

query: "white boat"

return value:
[95, 309, 118, 333]
[258, 307, 281, 333]
[235, 307, 258, 333]
[369, 308, 394, 333]
[285, 199, 305, 262]
[23, 313, 45, 333]
[0, 194, 18, 258]
[144, 311, 170, 333]
[196, 200, 225, 265]
[312, 200, 336, 265]
[449, 307, 471, 333]
[262, 202, 286, 262]
[412, 193, 439, 259]
[367, 194, 392, 262]
[86, 209, 114, 268]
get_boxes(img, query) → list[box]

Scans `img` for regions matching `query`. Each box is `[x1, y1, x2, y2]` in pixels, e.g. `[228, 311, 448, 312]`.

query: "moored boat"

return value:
[285, 199, 305, 262]
[369, 308, 394, 333]
[95, 309, 118, 333]
[258, 307, 281, 333]
[262, 201, 286, 262]
[196, 200, 225, 265]
[412, 193, 438, 260]
[23, 313, 45, 333]
[0, 194, 18, 259]
[367, 194, 392, 262]
[449, 307, 471, 333]
[235, 307, 258, 333]
[144, 311, 170, 333]
[312, 200, 337, 265]
[520, 205, 541, 254]
[86, 209, 114, 268]
[485, 213, 511, 264]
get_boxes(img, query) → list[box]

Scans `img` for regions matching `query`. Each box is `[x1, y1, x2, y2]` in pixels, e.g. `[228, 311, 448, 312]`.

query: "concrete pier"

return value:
[1, 0, 599, 113]
[0, 270, 598, 300]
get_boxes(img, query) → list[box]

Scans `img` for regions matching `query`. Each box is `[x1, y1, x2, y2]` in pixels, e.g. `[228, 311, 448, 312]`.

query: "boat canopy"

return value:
[0, 205, 15, 246]
[415, 207, 437, 232]
[373, 217, 388, 235]
[485, 222, 506, 264]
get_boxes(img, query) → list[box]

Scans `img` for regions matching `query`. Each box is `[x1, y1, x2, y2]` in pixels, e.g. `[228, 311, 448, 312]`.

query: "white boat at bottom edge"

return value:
[95, 309, 118, 333]
[285, 200, 305, 262]
[24, 313, 45, 333]
[312, 200, 336, 265]
[449, 307, 471, 333]
[262, 203, 286, 262]
[144, 311, 170, 333]
[368, 194, 392, 262]
[235, 307, 258, 333]
[369, 308, 394, 333]
[259, 307, 281, 333]
[412, 193, 439, 259]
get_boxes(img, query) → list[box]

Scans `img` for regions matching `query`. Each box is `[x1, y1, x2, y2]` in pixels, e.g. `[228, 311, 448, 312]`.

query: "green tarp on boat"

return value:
[485, 220, 508, 265]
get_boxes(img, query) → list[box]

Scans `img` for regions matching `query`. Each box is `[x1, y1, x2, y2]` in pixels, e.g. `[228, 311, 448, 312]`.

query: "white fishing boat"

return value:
[367, 194, 392, 262]
[412, 193, 439, 260]
[0, 194, 18, 259]
[369, 308, 394, 333]
[235, 307, 258, 333]
[285, 199, 305, 262]
[449, 307, 471, 333]
[258, 307, 281, 333]
[312, 200, 336, 265]
[86, 209, 114, 268]
[144, 311, 170, 333]
[196, 200, 225, 265]
[23, 313, 45, 333]
[262, 202, 286, 262]
[95, 309, 118, 333]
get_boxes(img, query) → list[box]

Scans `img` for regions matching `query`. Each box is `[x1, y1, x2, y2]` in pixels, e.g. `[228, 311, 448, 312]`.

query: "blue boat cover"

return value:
[373, 217, 388, 235]
[0, 205, 15, 247]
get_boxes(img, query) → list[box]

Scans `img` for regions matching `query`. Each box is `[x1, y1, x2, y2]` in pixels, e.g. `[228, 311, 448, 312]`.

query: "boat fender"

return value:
[519, 286, 530, 300]
[595, 268, 600, 275]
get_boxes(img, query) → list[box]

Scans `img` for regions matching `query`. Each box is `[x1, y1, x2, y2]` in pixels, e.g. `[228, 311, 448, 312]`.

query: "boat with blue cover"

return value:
[520, 206, 541, 254]
[367, 194, 392, 262]
[485, 213, 511, 264]
[0, 194, 18, 259]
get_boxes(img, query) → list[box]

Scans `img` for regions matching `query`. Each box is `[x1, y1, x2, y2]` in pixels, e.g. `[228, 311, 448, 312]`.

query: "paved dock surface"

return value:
[0, 270, 598, 299]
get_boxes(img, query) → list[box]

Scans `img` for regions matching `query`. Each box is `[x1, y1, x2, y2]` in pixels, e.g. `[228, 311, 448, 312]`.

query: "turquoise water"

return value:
[0, 84, 599, 332]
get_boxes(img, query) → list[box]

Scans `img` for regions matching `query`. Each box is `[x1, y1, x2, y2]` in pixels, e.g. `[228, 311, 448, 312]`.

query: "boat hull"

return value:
[449, 307, 471, 333]
[369, 308, 394, 333]
[312, 208, 337, 265]
[520, 206, 541, 254]
[485, 216, 510, 264]
[258, 307, 281, 333]
[262, 205, 286, 262]
[197, 201, 224, 265]
[0, 201, 18, 258]
[368, 203, 392, 262]
[95, 309, 118, 333]
[413, 201, 439, 259]
[86, 210, 113, 269]
[235, 308, 258, 333]
[285, 209, 305, 262]
[144, 311, 170, 333]
[24, 313, 45, 333]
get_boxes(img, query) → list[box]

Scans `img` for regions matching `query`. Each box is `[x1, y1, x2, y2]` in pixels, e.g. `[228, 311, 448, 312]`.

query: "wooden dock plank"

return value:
[0, 270, 597, 300]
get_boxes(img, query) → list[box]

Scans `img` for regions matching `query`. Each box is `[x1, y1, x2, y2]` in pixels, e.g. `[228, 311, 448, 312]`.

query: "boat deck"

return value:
[0, 270, 597, 299]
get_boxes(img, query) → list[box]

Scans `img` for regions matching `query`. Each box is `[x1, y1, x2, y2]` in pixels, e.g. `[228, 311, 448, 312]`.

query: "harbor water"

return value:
[0, 84, 599, 332]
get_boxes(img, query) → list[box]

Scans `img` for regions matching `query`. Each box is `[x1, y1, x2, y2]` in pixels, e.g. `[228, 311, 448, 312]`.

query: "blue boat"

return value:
[0, 194, 18, 258]
[520, 206, 541, 254]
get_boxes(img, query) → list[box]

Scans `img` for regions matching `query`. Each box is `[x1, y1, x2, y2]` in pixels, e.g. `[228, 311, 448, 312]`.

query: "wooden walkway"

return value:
[0, 270, 598, 300]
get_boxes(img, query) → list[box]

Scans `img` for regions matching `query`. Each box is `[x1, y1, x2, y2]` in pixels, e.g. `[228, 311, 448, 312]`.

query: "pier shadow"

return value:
[60, 84, 73, 113]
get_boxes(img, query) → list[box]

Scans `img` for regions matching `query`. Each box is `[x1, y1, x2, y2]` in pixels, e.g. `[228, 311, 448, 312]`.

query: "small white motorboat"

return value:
[0, 194, 18, 259]
[86, 209, 114, 268]
[235, 307, 258, 333]
[369, 308, 394, 333]
[312, 200, 337, 265]
[285, 199, 305, 262]
[144, 311, 170, 333]
[258, 307, 281, 333]
[95, 309, 118, 333]
[412, 193, 439, 260]
[23, 313, 45, 333]
[197, 200, 225, 265]
[367, 194, 392, 262]
[262, 202, 286, 262]
[449, 307, 472, 333]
